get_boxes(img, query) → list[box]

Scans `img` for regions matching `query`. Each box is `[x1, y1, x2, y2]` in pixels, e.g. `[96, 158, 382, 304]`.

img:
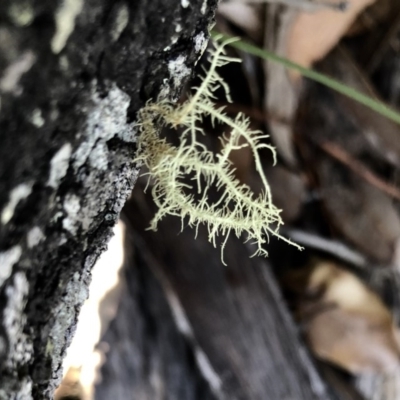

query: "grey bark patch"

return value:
[72, 83, 135, 172]
[1, 183, 32, 225]
[30, 109, 45, 128]
[0, 51, 35, 94]
[62, 194, 81, 235]
[110, 3, 129, 42]
[7, 1, 34, 27]
[0, 272, 34, 400]
[52, 0, 84, 53]
[47, 143, 72, 188]
[168, 55, 191, 93]
[0, 246, 22, 287]
[27, 227, 45, 248]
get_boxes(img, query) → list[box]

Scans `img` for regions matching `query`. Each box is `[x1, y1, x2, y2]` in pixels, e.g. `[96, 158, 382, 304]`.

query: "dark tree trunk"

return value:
[0, 0, 217, 398]
[94, 185, 358, 400]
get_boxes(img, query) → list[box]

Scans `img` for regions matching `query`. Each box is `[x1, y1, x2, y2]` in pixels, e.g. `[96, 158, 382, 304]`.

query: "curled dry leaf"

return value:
[218, 2, 264, 42]
[303, 261, 400, 374]
[264, 0, 376, 165]
[287, 0, 376, 79]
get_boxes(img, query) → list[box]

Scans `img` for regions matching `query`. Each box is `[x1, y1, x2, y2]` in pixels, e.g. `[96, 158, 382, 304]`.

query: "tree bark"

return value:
[0, 0, 217, 398]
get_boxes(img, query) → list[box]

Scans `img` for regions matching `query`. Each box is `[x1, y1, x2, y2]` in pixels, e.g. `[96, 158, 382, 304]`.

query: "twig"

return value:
[225, 0, 348, 12]
[318, 141, 400, 202]
[282, 228, 367, 268]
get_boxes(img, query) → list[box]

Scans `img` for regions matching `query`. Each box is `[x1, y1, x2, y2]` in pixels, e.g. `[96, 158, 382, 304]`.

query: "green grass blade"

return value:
[211, 31, 400, 126]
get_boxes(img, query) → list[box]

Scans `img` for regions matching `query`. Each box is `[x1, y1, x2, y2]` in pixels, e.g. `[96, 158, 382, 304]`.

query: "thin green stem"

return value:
[211, 31, 400, 126]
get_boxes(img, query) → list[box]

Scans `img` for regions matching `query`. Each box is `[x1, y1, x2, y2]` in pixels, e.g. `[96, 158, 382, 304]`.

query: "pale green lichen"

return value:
[136, 37, 300, 263]
[8, 1, 34, 27]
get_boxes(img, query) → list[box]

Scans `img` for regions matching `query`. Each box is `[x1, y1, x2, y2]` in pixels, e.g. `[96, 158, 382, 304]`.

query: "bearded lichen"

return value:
[136, 36, 300, 263]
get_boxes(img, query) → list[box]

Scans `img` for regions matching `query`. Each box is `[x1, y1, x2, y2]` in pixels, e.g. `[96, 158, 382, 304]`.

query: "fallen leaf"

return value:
[264, 0, 376, 165]
[287, 0, 376, 79]
[303, 261, 400, 374]
[307, 307, 400, 374]
[218, 2, 264, 42]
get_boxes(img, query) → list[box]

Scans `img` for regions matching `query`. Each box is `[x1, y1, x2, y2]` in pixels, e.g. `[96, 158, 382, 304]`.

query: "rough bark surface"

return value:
[0, 0, 217, 398]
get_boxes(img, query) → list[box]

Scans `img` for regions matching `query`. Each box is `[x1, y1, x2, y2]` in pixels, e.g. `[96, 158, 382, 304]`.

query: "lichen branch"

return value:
[136, 36, 301, 264]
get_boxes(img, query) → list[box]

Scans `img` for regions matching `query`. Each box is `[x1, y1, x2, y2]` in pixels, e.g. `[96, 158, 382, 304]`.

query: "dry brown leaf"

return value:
[303, 261, 400, 374]
[308, 308, 400, 374]
[287, 0, 376, 80]
[264, 0, 376, 165]
[308, 262, 390, 316]
[218, 2, 264, 42]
